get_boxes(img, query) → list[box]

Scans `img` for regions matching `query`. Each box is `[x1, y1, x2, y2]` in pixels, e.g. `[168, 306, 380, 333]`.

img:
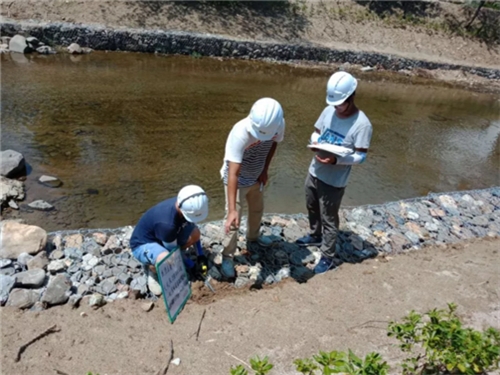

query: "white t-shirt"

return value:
[221, 117, 285, 188]
[309, 106, 372, 188]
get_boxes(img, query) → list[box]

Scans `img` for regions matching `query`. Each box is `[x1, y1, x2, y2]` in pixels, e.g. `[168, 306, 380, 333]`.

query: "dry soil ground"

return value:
[1, 238, 499, 375]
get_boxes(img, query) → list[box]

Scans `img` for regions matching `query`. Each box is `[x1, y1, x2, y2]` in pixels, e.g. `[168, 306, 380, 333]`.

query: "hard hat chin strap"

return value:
[178, 192, 207, 209]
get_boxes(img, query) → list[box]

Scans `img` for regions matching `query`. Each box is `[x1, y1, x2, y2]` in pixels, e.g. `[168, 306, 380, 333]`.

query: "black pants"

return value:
[305, 173, 345, 258]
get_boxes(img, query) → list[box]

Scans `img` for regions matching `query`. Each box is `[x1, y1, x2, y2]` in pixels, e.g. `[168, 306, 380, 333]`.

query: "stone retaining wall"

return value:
[1, 187, 498, 310]
[2, 19, 500, 79]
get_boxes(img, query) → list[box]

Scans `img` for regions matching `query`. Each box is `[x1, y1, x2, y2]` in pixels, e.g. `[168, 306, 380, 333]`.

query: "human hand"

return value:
[257, 170, 268, 186]
[310, 141, 319, 152]
[195, 255, 208, 278]
[315, 154, 337, 164]
[224, 210, 239, 234]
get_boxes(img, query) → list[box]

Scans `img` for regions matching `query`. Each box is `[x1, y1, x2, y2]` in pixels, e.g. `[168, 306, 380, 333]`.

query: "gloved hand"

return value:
[195, 255, 209, 278]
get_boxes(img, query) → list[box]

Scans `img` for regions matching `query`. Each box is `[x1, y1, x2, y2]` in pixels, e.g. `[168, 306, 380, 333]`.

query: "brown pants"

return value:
[222, 183, 264, 256]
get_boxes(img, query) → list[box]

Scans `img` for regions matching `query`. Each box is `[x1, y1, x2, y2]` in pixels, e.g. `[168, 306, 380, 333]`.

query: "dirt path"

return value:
[2, 0, 499, 69]
[1, 238, 499, 375]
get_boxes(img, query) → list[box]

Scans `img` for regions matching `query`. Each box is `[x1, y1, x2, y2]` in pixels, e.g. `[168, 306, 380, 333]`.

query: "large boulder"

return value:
[14, 269, 46, 288]
[0, 150, 25, 177]
[0, 176, 25, 207]
[0, 221, 47, 259]
[8, 35, 32, 54]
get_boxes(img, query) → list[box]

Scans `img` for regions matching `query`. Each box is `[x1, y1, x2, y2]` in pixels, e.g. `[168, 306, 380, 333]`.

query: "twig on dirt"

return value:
[54, 369, 70, 375]
[156, 339, 174, 375]
[347, 320, 388, 332]
[225, 351, 251, 369]
[196, 309, 207, 341]
[15, 325, 60, 362]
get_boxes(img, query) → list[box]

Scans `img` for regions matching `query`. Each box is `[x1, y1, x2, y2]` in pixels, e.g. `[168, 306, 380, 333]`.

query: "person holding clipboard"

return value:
[297, 72, 373, 274]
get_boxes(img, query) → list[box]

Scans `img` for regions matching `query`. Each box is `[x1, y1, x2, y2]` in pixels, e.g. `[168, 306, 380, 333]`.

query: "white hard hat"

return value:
[247, 98, 284, 141]
[326, 72, 358, 106]
[177, 185, 209, 223]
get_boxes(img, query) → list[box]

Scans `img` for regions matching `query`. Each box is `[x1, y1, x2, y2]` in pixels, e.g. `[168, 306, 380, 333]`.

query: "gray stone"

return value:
[471, 216, 489, 227]
[64, 247, 83, 260]
[0, 274, 15, 305]
[65, 233, 83, 248]
[405, 231, 420, 244]
[27, 251, 49, 270]
[424, 222, 439, 232]
[41, 275, 71, 305]
[71, 271, 83, 283]
[28, 200, 54, 211]
[8, 200, 19, 210]
[291, 266, 314, 283]
[77, 284, 90, 295]
[0, 267, 15, 276]
[102, 235, 121, 254]
[67, 43, 83, 54]
[350, 208, 374, 227]
[116, 272, 131, 285]
[30, 301, 46, 312]
[17, 252, 34, 266]
[36, 46, 56, 55]
[47, 260, 67, 273]
[235, 276, 249, 288]
[15, 269, 46, 288]
[406, 211, 419, 220]
[69, 294, 82, 308]
[92, 232, 108, 246]
[38, 175, 62, 188]
[6, 288, 39, 309]
[0, 259, 12, 268]
[97, 278, 117, 295]
[390, 233, 410, 250]
[117, 291, 129, 299]
[67, 263, 81, 274]
[130, 275, 147, 294]
[93, 265, 106, 275]
[0, 150, 25, 177]
[89, 293, 106, 308]
[361, 66, 375, 72]
[50, 250, 64, 260]
[127, 258, 142, 270]
[26, 36, 41, 47]
[283, 220, 306, 241]
[0, 221, 47, 259]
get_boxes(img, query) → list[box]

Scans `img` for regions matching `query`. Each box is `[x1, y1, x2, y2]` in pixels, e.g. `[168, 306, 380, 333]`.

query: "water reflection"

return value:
[1, 52, 499, 231]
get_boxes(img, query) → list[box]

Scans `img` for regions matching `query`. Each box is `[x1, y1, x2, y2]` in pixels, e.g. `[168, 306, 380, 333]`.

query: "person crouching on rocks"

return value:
[220, 97, 285, 279]
[130, 185, 209, 296]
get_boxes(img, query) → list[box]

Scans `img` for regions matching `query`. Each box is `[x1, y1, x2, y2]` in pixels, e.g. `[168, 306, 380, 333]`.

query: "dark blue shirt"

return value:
[130, 198, 186, 249]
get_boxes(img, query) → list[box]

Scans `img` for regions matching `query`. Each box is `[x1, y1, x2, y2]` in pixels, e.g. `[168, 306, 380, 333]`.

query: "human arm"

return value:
[258, 141, 277, 185]
[224, 161, 241, 234]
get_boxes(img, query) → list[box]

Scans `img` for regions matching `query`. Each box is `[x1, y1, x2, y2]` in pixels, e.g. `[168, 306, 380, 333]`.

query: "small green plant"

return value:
[230, 356, 273, 375]
[190, 51, 202, 59]
[294, 350, 389, 375]
[388, 303, 500, 374]
[250, 356, 274, 375]
[230, 364, 248, 375]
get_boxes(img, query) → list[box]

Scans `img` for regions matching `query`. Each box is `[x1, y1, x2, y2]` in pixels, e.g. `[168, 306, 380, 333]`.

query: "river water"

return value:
[2, 52, 499, 231]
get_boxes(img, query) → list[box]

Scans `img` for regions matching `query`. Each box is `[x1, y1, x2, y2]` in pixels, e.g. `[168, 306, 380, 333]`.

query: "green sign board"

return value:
[156, 247, 192, 323]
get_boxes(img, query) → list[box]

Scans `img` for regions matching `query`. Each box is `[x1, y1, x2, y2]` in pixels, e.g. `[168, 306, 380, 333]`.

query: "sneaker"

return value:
[247, 236, 274, 248]
[296, 234, 322, 247]
[313, 256, 336, 274]
[221, 257, 235, 279]
[146, 268, 162, 296]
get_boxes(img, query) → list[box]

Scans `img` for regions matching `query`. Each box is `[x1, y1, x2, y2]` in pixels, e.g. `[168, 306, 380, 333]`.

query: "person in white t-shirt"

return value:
[220, 98, 285, 278]
[296, 72, 373, 274]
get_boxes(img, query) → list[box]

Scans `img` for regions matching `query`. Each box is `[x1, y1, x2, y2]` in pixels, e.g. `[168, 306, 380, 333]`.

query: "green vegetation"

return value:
[229, 304, 500, 375]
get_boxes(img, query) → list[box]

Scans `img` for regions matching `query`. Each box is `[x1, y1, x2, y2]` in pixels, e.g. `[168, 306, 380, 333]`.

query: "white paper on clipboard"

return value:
[307, 143, 354, 157]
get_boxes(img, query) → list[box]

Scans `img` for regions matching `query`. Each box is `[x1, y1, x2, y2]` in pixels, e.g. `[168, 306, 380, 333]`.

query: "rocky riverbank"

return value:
[1, 18, 499, 81]
[1, 186, 499, 311]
